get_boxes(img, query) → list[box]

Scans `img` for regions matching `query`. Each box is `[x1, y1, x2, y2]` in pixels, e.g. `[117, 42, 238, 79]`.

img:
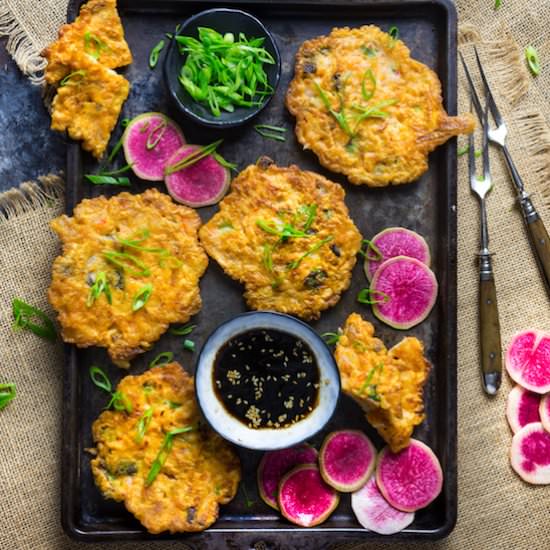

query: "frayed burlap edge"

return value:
[0, 175, 64, 219]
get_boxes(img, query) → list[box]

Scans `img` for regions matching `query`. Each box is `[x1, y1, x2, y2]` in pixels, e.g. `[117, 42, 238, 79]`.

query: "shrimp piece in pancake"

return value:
[50, 46, 130, 158]
[199, 158, 362, 320]
[334, 313, 431, 452]
[48, 189, 208, 367]
[286, 25, 475, 186]
[44, 0, 132, 85]
[90, 363, 241, 533]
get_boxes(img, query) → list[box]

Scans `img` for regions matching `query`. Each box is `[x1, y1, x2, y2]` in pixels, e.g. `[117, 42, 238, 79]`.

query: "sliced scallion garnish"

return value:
[107, 390, 133, 413]
[84, 175, 131, 186]
[103, 251, 151, 277]
[525, 46, 541, 76]
[149, 39, 165, 69]
[12, 299, 57, 341]
[132, 283, 153, 311]
[288, 235, 334, 270]
[183, 339, 195, 352]
[388, 26, 399, 47]
[59, 70, 86, 87]
[358, 239, 383, 261]
[321, 332, 341, 346]
[89, 366, 112, 393]
[169, 324, 196, 336]
[361, 69, 376, 102]
[149, 351, 174, 368]
[87, 271, 112, 307]
[84, 32, 108, 60]
[135, 407, 154, 443]
[0, 383, 16, 411]
[145, 119, 168, 150]
[254, 124, 287, 142]
[357, 288, 390, 305]
[165, 139, 223, 174]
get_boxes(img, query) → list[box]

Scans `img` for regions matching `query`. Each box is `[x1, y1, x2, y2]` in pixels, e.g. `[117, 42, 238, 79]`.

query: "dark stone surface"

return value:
[0, 41, 65, 191]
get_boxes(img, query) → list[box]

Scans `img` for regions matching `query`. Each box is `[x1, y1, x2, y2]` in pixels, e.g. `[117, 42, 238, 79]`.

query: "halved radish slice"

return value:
[164, 145, 230, 208]
[376, 439, 443, 512]
[278, 464, 339, 527]
[506, 384, 542, 433]
[319, 430, 376, 492]
[510, 422, 550, 484]
[351, 476, 415, 534]
[505, 330, 550, 394]
[540, 394, 550, 432]
[122, 112, 186, 181]
[257, 445, 318, 510]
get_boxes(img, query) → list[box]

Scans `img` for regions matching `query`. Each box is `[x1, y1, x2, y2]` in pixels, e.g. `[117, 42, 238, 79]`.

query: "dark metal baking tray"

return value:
[62, 0, 458, 545]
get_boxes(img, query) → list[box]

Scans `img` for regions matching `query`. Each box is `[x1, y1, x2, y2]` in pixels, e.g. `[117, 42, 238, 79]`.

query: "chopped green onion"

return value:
[361, 69, 376, 102]
[89, 366, 112, 393]
[256, 220, 309, 240]
[12, 299, 57, 342]
[288, 235, 334, 269]
[183, 339, 195, 352]
[315, 82, 354, 137]
[359, 362, 384, 400]
[149, 351, 174, 368]
[132, 283, 153, 311]
[121, 118, 131, 127]
[165, 139, 223, 174]
[0, 383, 16, 411]
[84, 32, 108, 60]
[525, 46, 541, 76]
[146, 426, 194, 486]
[87, 271, 112, 307]
[388, 26, 399, 47]
[59, 70, 86, 86]
[116, 229, 169, 255]
[96, 164, 134, 177]
[108, 390, 133, 413]
[321, 332, 341, 345]
[146, 119, 168, 150]
[357, 288, 390, 305]
[212, 152, 238, 171]
[84, 175, 131, 186]
[135, 407, 154, 443]
[149, 39, 165, 69]
[262, 243, 274, 273]
[254, 124, 287, 142]
[358, 239, 383, 261]
[103, 250, 151, 277]
[169, 324, 196, 336]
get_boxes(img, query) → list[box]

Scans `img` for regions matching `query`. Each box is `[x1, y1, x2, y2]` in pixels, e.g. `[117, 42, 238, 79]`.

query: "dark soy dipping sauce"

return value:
[213, 329, 320, 429]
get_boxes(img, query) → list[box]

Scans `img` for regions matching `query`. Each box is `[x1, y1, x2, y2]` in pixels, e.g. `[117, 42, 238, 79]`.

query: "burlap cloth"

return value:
[1, 0, 550, 549]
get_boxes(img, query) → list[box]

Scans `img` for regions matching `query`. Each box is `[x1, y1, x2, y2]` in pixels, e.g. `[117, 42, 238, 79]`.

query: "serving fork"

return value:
[467, 97, 502, 395]
[460, 48, 550, 298]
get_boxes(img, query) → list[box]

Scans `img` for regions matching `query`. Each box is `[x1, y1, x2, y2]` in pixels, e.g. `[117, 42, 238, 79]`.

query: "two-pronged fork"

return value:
[467, 98, 502, 395]
[460, 48, 550, 298]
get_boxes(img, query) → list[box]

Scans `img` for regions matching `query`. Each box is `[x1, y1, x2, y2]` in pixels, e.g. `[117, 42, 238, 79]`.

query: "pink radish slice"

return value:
[540, 394, 550, 432]
[364, 227, 431, 281]
[371, 256, 438, 330]
[510, 422, 550, 484]
[122, 112, 186, 181]
[257, 445, 318, 510]
[351, 476, 415, 534]
[505, 330, 550, 394]
[278, 464, 339, 527]
[376, 439, 443, 512]
[319, 430, 376, 492]
[506, 384, 541, 433]
[164, 145, 230, 208]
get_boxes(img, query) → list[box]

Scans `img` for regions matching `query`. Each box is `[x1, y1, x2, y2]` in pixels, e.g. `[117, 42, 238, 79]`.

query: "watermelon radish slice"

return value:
[364, 227, 431, 281]
[540, 394, 550, 432]
[370, 256, 438, 330]
[376, 439, 443, 512]
[164, 145, 230, 208]
[319, 430, 376, 492]
[506, 384, 541, 433]
[122, 112, 186, 181]
[278, 464, 339, 527]
[505, 330, 550, 394]
[351, 476, 415, 534]
[257, 445, 318, 510]
[510, 422, 550, 484]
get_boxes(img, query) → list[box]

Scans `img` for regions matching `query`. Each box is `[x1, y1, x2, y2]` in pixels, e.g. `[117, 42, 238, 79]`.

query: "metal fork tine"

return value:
[468, 97, 476, 185]
[473, 46, 503, 127]
[482, 99, 491, 180]
[459, 52, 484, 122]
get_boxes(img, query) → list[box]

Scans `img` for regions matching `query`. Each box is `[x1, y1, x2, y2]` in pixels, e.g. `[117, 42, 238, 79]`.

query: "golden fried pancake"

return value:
[199, 159, 362, 320]
[50, 47, 130, 158]
[48, 189, 208, 367]
[334, 313, 430, 451]
[91, 363, 241, 533]
[44, 0, 132, 85]
[286, 25, 475, 186]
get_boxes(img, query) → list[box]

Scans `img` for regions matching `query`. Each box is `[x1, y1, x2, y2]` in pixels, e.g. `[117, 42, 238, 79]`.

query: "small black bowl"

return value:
[163, 8, 281, 129]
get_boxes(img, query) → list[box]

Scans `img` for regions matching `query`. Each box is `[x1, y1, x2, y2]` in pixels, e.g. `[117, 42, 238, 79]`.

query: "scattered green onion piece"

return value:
[213, 152, 238, 171]
[183, 339, 195, 352]
[12, 299, 57, 342]
[358, 239, 383, 261]
[89, 366, 112, 394]
[388, 26, 399, 47]
[108, 390, 133, 413]
[146, 119, 168, 150]
[361, 69, 376, 102]
[146, 426, 194, 486]
[103, 251, 151, 277]
[121, 118, 131, 127]
[321, 332, 341, 345]
[149, 39, 165, 69]
[169, 324, 196, 336]
[165, 139, 223, 174]
[59, 69, 86, 86]
[149, 351, 174, 369]
[106, 133, 125, 164]
[96, 164, 134, 177]
[254, 124, 287, 142]
[87, 271, 112, 307]
[314, 82, 354, 138]
[84, 32, 108, 60]
[84, 175, 131, 186]
[0, 383, 16, 411]
[357, 288, 390, 305]
[116, 229, 169, 255]
[525, 46, 541, 76]
[135, 407, 154, 443]
[359, 363, 384, 400]
[132, 283, 153, 311]
[288, 235, 334, 270]
[262, 243, 274, 273]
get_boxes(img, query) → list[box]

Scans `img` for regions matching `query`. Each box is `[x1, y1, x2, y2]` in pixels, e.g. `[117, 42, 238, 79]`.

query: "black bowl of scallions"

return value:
[164, 8, 281, 129]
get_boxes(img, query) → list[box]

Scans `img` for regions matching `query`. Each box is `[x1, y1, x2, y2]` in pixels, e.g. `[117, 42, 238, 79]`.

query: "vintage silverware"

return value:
[467, 95, 502, 395]
[460, 48, 550, 299]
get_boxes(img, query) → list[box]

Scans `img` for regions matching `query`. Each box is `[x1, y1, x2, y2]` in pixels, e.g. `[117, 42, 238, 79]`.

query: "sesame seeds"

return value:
[213, 328, 320, 429]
